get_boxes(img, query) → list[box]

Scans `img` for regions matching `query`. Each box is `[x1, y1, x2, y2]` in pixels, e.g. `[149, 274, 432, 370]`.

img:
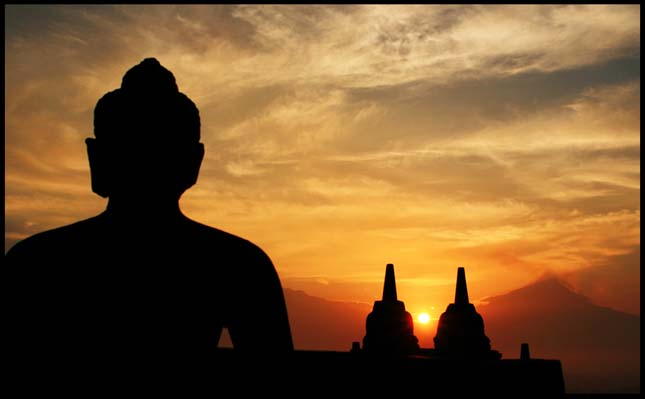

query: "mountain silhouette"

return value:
[478, 278, 640, 393]
[217, 289, 371, 351]
[284, 289, 372, 351]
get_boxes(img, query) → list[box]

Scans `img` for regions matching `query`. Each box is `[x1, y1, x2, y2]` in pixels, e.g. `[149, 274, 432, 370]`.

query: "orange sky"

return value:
[5, 5, 640, 318]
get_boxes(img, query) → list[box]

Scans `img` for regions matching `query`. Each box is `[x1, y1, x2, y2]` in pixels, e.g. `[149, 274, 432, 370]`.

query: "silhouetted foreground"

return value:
[214, 266, 565, 395]
[214, 349, 565, 395]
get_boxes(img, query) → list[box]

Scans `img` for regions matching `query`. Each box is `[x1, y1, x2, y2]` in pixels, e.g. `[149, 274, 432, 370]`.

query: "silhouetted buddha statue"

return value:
[6, 58, 293, 383]
[362, 264, 420, 355]
[434, 267, 499, 359]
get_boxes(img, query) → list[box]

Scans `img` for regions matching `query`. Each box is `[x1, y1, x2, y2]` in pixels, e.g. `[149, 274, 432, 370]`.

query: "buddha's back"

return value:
[6, 212, 292, 383]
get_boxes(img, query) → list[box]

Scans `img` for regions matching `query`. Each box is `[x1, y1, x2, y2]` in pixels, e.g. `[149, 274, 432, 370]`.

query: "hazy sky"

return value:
[5, 5, 640, 318]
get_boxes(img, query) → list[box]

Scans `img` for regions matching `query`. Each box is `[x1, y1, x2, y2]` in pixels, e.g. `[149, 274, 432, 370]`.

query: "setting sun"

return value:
[418, 312, 430, 324]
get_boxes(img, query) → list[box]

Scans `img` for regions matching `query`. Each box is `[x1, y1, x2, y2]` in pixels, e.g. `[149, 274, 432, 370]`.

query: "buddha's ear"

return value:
[178, 142, 204, 193]
[86, 138, 111, 198]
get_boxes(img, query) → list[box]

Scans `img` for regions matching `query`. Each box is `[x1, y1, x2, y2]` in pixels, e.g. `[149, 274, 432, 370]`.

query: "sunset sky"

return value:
[5, 5, 640, 322]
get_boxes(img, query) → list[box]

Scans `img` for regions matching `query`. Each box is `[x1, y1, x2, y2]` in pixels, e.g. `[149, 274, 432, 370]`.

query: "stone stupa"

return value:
[362, 264, 419, 355]
[434, 267, 501, 359]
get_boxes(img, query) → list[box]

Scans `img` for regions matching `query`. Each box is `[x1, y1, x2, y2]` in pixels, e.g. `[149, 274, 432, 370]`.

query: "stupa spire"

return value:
[382, 263, 397, 301]
[455, 267, 469, 305]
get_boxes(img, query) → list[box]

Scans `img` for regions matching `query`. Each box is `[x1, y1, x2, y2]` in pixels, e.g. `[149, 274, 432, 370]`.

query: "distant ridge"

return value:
[479, 278, 640, 393]
[284, 288, 371, 351]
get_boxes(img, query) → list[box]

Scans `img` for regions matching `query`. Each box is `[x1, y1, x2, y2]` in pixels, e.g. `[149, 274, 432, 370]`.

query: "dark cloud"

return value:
[552, 187, 640, 216]
[573, 146, 640, 161]
[374, 5, 477, 57]
[481, 52, 547, 71]
[174, 5, 260, 53]
[426, 5, 479, 34]
[333, 56, 640, 154]
[310, 153, 522, 204]
[502, 145, 641, 165]
[5, 5, 73, 38]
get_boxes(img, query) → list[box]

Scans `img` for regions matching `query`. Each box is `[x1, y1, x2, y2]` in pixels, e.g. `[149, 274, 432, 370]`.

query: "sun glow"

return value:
[417, 312, 431, 324]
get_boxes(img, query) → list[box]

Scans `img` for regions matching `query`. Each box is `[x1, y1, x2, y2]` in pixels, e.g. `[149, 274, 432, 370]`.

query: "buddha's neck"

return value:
[105, 195, 184, 225]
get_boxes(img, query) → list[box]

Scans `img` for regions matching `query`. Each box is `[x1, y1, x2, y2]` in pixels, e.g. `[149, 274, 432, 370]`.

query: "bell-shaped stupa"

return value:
[362, 264, 419, 355]
[434, 267, 500, 359]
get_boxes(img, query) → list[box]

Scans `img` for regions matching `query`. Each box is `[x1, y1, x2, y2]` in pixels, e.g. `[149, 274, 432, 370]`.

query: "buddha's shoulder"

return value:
[182, 218, 271, 262]
[5, 216, 105, 261]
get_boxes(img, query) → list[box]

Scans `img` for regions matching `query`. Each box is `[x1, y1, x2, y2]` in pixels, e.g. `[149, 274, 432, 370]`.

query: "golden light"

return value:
[417, 312, 430, 324]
